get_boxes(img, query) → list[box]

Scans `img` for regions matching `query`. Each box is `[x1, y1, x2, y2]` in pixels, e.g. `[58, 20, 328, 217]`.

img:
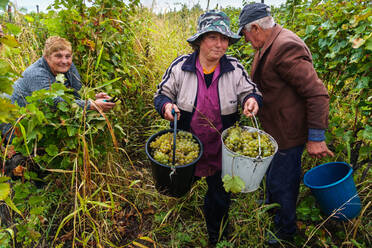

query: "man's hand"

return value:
[163, 103, 180, 121]
[243, 97, 259, 117]
[306, 140, 334, 159]
[90, 99, 115, 112]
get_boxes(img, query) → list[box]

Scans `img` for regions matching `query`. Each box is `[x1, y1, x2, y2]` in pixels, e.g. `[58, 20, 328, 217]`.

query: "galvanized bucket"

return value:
[221, 126, 278, 193]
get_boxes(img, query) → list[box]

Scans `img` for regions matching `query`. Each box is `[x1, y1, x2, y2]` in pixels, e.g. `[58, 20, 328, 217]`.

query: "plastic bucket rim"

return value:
[303, 162, 353, 190]
[221, 126, 278, 159]
[145, 129, 203, 169]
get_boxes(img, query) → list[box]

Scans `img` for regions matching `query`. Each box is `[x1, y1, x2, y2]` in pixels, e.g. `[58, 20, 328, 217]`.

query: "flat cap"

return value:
[238, 3, 271, 35]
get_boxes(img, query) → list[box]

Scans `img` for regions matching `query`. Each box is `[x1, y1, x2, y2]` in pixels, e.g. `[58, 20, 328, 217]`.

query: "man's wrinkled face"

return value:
[241, 25, 265, 50]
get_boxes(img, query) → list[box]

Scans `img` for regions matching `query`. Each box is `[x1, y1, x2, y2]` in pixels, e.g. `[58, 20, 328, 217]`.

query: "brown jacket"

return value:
[251, 24, 329, 149]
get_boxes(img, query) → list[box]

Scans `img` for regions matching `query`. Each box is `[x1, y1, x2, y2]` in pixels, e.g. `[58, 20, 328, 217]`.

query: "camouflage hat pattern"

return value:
[187, 10, 241, 45]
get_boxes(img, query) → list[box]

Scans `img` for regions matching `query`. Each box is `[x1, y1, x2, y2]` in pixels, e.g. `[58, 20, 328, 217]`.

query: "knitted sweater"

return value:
[10, 57, 90, 109]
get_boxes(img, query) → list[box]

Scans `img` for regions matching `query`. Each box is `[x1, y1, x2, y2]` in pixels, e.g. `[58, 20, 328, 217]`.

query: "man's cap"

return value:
[237, 3, 271, 35]
[187, 10, 241, 45]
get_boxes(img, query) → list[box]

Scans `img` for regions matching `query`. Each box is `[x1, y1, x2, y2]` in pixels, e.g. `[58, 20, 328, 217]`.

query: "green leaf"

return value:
[0, 183, 10, 200]
[334, 128, 345, 138]
[222, 174, 245, 193]
[24, 15, 35, 22]
[359, 125, 372, 140]
[4, 23, 21, 36]
[327, 29, 338, 39]
[45, 144, 58, 156]
[4, 196, 23, 218]
[0, 177, 11, 183]
[359, 146, 372, 158]
[0, 0, 8, 10]
[24, 171, 39, 181]
[305, 25, 316, 35]
[366, 35, 372, 51]
[18, 122, 31, 156]
[30, 206, 44, 215]
[67, 126, 78, 136]
[57, 101, 69, 112]
[355, 77, 369, 90]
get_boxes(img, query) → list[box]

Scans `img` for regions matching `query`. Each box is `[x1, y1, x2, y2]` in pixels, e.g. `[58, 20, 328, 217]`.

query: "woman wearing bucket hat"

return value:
[237, 2, 334, 245]
[154, 10, 262, 246]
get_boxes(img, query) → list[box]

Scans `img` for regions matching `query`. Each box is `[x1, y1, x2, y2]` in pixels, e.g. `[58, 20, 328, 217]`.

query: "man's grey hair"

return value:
[244, 16, 275, 32]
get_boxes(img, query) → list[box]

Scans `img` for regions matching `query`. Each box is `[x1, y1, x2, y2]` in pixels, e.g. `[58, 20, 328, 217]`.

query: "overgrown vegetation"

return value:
[0, 0, 370, 247]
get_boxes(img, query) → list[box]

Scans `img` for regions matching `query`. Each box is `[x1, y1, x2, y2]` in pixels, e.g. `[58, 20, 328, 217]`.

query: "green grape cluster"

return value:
[150, 131, 200, 166]
[223, 124, 275, 158]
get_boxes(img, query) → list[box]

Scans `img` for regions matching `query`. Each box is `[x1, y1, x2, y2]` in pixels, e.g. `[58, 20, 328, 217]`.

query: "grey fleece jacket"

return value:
[10, 57, 90, 109]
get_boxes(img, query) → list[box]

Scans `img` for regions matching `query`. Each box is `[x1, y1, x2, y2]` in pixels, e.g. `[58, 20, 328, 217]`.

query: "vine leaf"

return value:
[0, 180, 24, 218]
[0, 182, 10, 200]
[222, 174, 245, 193]
[0, 35, 20, 48]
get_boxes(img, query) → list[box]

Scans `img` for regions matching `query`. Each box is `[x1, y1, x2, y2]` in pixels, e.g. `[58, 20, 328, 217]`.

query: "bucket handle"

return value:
[170, 107, 177, 178]
[250, 113, 262, 160]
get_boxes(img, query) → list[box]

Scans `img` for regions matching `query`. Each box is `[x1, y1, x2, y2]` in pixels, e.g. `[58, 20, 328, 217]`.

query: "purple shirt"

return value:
[191, 58, 223, 177]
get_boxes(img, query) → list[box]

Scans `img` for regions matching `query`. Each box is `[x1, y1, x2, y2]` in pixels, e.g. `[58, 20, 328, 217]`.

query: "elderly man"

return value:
[238, 3, 334, 245]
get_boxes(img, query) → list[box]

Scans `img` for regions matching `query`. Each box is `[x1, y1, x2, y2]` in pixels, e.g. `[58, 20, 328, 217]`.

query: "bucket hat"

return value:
[187, 10, 241, 45]
[237, 3, 271, 35]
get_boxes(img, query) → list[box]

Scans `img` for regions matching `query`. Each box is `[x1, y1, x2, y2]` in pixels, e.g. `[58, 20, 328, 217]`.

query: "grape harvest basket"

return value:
[145, 129, 203, 198]
[221, 125, 278, 193]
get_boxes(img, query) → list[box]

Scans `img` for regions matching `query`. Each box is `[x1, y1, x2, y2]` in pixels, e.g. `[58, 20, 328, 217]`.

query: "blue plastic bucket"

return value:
[304, 162, 361, 221]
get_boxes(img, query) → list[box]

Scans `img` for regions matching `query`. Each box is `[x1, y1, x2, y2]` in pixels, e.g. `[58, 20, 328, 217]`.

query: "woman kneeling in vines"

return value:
[1, 36, 116, 145]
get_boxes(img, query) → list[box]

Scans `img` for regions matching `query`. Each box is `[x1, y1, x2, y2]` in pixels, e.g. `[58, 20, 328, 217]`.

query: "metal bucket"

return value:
[221, 126, 278, 193]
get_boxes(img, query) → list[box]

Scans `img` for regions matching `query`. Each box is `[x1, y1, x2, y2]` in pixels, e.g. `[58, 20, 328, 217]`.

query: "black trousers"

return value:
[0, 123, 14, 145]
[203, 170, 231, 242]
[266, 144, 305, 237]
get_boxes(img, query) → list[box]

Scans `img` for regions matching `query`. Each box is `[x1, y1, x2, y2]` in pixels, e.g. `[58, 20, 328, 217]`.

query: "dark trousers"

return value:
[266, 145, 305, 236]
[0, 123, 14, 145]
[203, 170, 231, 242]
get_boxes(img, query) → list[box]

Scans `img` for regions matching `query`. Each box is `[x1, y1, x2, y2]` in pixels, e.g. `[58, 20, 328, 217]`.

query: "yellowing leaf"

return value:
[352, 38, 365, 49]
[0, 183, 10, 200]
[0, 98, 17, 122]
[0, 177, 11, 183]
[350, 10, 372, 27]
[132, 241, 149, 248]
[139, 236, 155, 243]
[0, 35, 20, 48]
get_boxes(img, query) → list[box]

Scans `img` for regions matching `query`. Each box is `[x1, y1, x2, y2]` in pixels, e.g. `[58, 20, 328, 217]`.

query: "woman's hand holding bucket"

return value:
[243, 97, 259, 117]
[163, 103, 180, 121]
